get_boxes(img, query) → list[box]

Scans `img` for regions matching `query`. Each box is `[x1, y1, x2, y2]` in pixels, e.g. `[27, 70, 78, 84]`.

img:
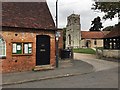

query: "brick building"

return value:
[0, 2, 62, 73]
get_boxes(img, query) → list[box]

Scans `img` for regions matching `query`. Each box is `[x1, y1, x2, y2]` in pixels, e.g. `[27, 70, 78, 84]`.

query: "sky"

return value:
[47, 0, 118, 31]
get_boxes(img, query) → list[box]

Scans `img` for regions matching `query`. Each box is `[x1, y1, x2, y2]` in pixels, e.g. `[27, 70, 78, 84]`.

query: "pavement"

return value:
[2, 58, 94, 86]
[2, 53, 118, 86]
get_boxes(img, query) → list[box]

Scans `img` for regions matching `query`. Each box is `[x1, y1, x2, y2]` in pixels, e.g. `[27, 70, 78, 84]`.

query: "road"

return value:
[3, 53, 119, 88]
[3, 67, 118, 88]
[74, 53, 118, 71]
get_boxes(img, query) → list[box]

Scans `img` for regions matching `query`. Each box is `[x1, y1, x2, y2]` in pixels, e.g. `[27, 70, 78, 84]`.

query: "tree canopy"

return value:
[102, 26, 113, 31]
[89, 16, 103, 31]
[92, 2, 120, 20]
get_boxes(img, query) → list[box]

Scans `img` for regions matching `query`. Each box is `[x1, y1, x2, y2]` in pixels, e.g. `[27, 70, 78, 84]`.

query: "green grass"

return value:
[73, 48, 96, 54]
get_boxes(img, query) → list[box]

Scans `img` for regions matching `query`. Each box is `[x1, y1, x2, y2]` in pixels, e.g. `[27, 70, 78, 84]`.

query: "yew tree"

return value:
[89, 16, 103, 31]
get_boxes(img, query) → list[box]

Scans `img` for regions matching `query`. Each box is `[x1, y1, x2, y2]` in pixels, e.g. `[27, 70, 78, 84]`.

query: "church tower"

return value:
[66, 14, 81, 48]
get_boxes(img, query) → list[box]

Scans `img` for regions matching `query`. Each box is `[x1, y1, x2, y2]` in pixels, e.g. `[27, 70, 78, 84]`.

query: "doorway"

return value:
[36, 35, 50, 65]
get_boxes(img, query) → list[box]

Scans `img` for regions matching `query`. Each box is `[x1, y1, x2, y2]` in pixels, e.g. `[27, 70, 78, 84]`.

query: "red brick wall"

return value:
[0, 27, 56, 73]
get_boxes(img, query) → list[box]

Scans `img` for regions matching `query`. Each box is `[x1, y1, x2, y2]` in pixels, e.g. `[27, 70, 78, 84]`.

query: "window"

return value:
[0, 37, 6, 58]
[12, 42, 32, 55]
[68, 34, 71, 45]
[110, 42, 112, 49]
[74, 19, 77, 23]
[94, 40, 97, 45]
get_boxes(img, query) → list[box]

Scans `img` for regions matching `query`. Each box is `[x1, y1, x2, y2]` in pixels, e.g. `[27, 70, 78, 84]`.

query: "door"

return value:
[86, 40, 91, 48]
[36, 35, 50, 65]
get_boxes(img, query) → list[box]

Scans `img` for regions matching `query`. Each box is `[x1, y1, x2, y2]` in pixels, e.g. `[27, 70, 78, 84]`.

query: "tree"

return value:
[89, 16, 103, 31]
[92, 1, 120, 20]
[102, 26, 113, 31]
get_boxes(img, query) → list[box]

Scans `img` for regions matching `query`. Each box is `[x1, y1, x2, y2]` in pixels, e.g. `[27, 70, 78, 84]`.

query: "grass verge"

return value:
[73, 48, 96, 54]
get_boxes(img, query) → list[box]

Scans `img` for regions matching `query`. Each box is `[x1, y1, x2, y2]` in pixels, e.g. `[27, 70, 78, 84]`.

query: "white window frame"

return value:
[0, 37, 6, 58]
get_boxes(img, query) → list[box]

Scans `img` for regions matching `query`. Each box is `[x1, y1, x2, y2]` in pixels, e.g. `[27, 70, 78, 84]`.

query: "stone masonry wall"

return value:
[103, 50, 120, 59]
[66, 14, 81, 48]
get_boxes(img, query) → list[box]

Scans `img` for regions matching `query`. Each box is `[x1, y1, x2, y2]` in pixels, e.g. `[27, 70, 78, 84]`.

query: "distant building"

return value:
[81, 31, 109, 48]
[102, 25, 120, 59]
[66, 14, 81, 48]
[65, 14, 110, 49]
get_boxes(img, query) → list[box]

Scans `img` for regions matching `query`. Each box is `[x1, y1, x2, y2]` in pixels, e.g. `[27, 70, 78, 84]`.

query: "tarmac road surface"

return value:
[74, 53, 118, 71]
[3, 67, 118, 88]
[3, 53, 119, 88]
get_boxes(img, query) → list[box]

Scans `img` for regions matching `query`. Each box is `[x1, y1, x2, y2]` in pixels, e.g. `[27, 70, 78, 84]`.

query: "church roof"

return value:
[2, 2, 55, 29]
[81, 31, 108, 39]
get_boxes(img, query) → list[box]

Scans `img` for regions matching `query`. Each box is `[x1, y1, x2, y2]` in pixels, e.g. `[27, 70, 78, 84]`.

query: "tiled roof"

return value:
[81, 31, 107, 39]
[104, 26, 120, 38]
[2, 2, 55, 29]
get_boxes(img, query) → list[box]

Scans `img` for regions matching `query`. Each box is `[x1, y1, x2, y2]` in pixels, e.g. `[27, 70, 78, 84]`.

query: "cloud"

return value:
[1, 0, 46, 2]
[47, 0, 118, 30]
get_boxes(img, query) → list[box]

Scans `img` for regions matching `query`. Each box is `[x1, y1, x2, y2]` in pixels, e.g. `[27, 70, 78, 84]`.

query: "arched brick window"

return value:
[0, 37, 6, 58]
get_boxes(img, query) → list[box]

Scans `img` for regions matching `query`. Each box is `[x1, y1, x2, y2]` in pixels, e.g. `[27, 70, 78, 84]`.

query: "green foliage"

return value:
[73, 48, 96, 54]
[92, 2, 120, 20]
[102, 26, 113, 31]
[90, 16, 103, 31]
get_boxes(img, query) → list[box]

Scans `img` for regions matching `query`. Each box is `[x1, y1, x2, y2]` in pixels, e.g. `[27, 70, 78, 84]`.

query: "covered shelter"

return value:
[103, 25, 120, 50]
[102, 25, 120, 59]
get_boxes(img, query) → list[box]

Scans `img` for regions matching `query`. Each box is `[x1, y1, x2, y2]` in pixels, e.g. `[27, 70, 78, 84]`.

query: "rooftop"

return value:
[104, 25, 120, 38]
[81, 31, 109, 39]
[2, 2, 55, 29]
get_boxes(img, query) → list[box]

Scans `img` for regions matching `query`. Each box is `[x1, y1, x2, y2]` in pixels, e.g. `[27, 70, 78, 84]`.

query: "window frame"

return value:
[0, 37, 6, 58]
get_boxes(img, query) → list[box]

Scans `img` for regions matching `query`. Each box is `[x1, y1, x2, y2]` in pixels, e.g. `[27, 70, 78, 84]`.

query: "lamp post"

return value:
[55, 0, 59, 68]
[56, 0, 58, 28]
[55, 31, 60, 68]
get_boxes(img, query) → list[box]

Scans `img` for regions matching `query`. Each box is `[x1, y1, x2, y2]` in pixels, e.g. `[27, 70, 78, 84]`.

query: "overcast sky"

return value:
[47, 0, 118, 31]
